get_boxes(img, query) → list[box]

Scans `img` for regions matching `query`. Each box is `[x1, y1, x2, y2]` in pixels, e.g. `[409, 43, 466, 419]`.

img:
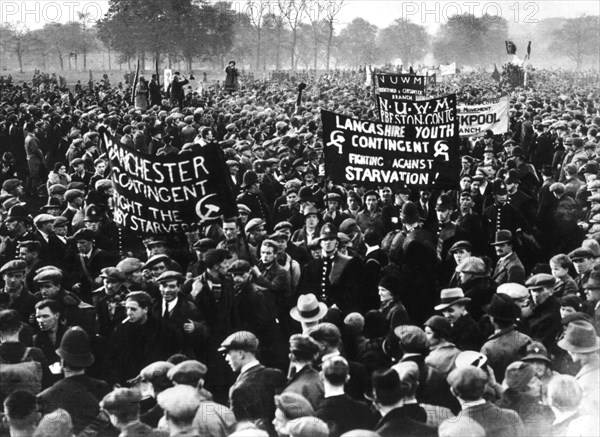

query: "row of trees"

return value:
[0, 1, 598, 73]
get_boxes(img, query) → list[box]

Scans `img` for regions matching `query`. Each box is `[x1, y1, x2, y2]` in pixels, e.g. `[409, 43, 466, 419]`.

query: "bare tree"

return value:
[322, 0, 345, 71]
[278, 0, 307, 70]
[304, 0, 327, 72]
[245, 0, 273, 70]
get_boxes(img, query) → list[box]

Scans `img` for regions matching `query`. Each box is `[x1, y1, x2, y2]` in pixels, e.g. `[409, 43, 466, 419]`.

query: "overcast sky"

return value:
[1, 0, 598, 31]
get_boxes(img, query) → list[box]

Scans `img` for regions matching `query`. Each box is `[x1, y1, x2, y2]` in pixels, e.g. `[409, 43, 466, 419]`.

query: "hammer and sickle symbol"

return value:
[195, 194, 221, 221]
[326, 130, 345, 155]
[433, 140, 450, 161]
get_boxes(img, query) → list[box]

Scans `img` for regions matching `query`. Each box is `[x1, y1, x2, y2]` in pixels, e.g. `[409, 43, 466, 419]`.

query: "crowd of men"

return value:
[0, 66, 599, 437]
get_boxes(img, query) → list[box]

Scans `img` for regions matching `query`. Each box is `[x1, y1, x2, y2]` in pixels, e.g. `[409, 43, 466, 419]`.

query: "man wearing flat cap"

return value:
[283, 334, 324, 409]
[446, 366, 525, 437]
[298, 223, 363, 314]
[1, 259, 39, 325]
[322, 192, 351, 229]
[3, 204, 37, 260]
[524, 273, 562, 351]
[220, 331, 285, 433]
[33, 213, 64, 264]
[568, 247, 595, 297]
[101, 387, 167, 437]
[151, 270, 208, 360]
[91, 267, 129, 337]
[356, 190, 384, 236]
[237, 170, 272, 231]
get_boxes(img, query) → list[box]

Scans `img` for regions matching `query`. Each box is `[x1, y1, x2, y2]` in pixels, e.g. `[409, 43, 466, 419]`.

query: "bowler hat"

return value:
[434, 288, 471, 311]
[368, 368, 403, 405]
[290, 293, 328, 322]
[56, 326, 95, 367]
[558, 320, 600, 353]
[485, 293, 521, 322]
[491, 229, 513, 245]
[218, 331, 259, 353]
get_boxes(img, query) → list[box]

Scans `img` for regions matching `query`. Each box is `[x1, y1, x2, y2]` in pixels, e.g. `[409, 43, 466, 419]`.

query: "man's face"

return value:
[4, 219, 20, 234]
[76, 239, 93, 254]
[347, 196, 358, 209]
[278, 227, 292, 239]
[305, 214, 319, 228]
[249, 226, 267, 244]
[223, 222, 238, 241]
[225, 349, 244, 371]
[40, 221, 55, 234]
[232, 272, 250, 288]
[3, 272, 25, 291]
[150, 262, 168, 278]
[260, 245, 276, 265]
[505, 182, 518, 194]
[460, 178, 472, 191]
[326, 200, 339, 211]
[286, 192, 298, 205]
[442, 304, 464, 324]
[103, 279, 122, 295]
[84, 221, 100, 233]
[550, 262, 568, 278]
[75, 163, 85, 173]
[149, 244, 168, 256]
[36, 307, 60, 332]
[459, 195, 474, 211]
[584, 288, 600, 303]
[436, 208, 451, 223]
[495, 242, 511, 257]
[453, 249, 471, 266]
[365, 195, 378, 211]
[54, 225, 67, 237]
[320, 237, 338, 255]
[572, 258, 593, 275]
[379, 188, 392, 203]
[95, 162, 106, 175]
[495, 193, 508, 204]
[530, 287, 552, 306]
[560, 306, 577, 318]
[39, 282, 60, 298]
[471, 181, 481, 192]
[125, 300, 148, 324]
[159, 280, 180, 302]
[18, 247, 37, 265]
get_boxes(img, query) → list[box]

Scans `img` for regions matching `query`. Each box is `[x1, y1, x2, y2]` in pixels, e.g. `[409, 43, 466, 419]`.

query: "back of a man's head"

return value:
[4, 390, 38, 433]
[322, 356, 349, 387]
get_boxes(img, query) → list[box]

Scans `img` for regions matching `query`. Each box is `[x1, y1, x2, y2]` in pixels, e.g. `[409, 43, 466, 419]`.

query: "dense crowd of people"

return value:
[0, 65, 599, 437]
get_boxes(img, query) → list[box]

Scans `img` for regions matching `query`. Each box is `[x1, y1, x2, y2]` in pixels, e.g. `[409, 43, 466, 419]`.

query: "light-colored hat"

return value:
[434, 288, 471, 311]
[290, 293, 328, 322]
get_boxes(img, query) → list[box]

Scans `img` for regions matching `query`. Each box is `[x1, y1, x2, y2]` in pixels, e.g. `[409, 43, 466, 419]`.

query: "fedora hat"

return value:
[56, 327, 95, 368]
[484, 293, 521, 322]
[558, 320, 600, 353]
[290, 293, 328, 322]
[491, 229, 513, 245]
[435, 288, 471, 311]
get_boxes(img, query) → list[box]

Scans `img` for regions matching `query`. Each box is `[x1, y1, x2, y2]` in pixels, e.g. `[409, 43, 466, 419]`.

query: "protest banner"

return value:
[440, 62, 456, 76]
[322, 96, 460, 189]
[375, 73, 427, 101]
[458, 96, 510, 137]
[105, 135, 237, 234]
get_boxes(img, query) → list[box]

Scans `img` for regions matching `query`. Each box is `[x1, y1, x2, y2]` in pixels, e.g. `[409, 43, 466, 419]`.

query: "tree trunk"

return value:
[275, 25, 282, 70]
[128, 58, 131, 69]
[16, 38, 23, 73]
[255, 28, 262, 71]
[187, 57, 193, 71]
[83, 50, 87, 70]
[313, 35, 318, 73]
[108, 47, 112, 70]
[59, 54, 64, 70]
[326, 22, 334, 71]
[290, 29, 297, 70]
[141, 52, 146, 71]
[168, 54, 172, 69]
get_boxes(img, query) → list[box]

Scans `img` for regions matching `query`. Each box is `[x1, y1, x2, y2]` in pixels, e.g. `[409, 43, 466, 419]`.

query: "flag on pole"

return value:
[131, 58, 140, 105]
[492, 64, 501, 82]
[505, 41, 517, 55]
[526, 41, 531, 60]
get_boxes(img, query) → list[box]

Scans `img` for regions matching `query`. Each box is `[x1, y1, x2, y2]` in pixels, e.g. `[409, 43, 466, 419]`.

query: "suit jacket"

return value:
[493, 252, 526, 285]
[316, 394, 378, 437]
[375, 407, 436, 437]
[150, 295, 208, 360]
[481, 327, 532, 381]
[1, 288, 39, 326]
[523, 296, 562, 351]
[284, 365, 324, 409]
[37, 374, 111, 434]
[452, 402, 525, 437]
[229, 363, 286, 423]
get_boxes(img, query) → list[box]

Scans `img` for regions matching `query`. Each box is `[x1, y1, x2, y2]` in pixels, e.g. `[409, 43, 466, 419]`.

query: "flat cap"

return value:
[100, 388, 142, 411]
[218, 331, 259, 353]
[244, 218, 265, 234]
[70, 158, 84, 167]
[33, 214, 56, 226]
[237, 204, 251, 215]
[307, 322, 341, 344]
[64, 189, 85, 203]
[568, 248, 594, 261]
[274, 392, 314, 419]
[455, 257, 486, 274]
[156, 270, 183, 284]
[167, 360, 208, 385]
[525, 273, 556, 289]
[143, 254, 171, 269]
[0, 259, 27, 275]
[286, 417, 329, 437]
[228, 260, 251, 275]
[116, 257, 143, 273]
[140, 361, 174, 383]
[447, 366, 488, 399]
[157, 385, 201, 420]
[393, 325, 428, 353]
[33, 268, 63, 284]
[100, 267, 126, 282]
[274, 221, 293, 231]
[2, 178, 23, 192]
[449, 240, 472, 253]
[71, 228, 96, 242]
[497, 282, 530, 300]
[192, 238, 216, 251]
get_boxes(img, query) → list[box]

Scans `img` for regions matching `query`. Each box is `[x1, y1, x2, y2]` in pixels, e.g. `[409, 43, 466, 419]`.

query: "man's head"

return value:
[219, 331, 259, 372]
[308, 322, 341, 356]
[100, 267, 126, 296]
[492, 230, 513, 257]
[100, 388, 142, 429]
[568, 248, 594, 275]
[157, 271, 184, 302]
[3, 390, 39, 434]
[450, 241, 472, 267]
[289, 334, 320, 364]
[223, 219, 239, 242]
[435, 194, 454, 223]
[447, 366, 488, 402]
[0, 309, 22, 340]
[34, 214, 55, 234]
[228, 260, 252, 289]
[525, 274, 557, 307]
[321, 356, 349, 387]
[144, 254, 171, 278]
[319, 223, 338, 256]
[72, 229, 95, 254]
[1, 260, 27, 292]
[125, 291, 152, 324]
[157, 385, 201, 432]
[35, 299, 61, 333]
[273, 393, 314, 436]
[364, 191, 379, 212]
[18, 240, 41, 266]
[260, 240, 278, 265]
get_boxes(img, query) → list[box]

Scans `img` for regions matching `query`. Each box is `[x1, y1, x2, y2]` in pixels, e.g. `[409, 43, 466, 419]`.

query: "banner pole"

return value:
[131, 58, 140, 106]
